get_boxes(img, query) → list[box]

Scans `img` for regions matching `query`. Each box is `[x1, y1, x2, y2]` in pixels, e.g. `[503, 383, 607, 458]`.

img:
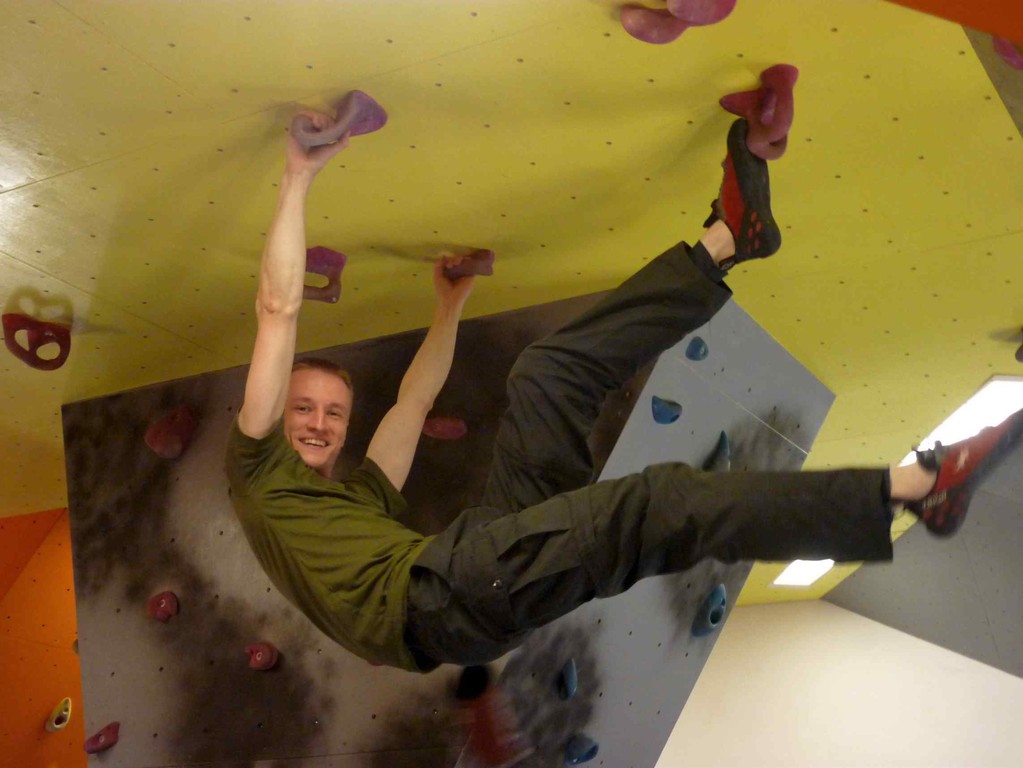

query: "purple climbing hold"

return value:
[304, 246, 347, 304]
[685, 336, 709, 361]
[291, 90, 388, 147]
[720, 64, 799, 160]
[422, 416, 468, 440]
[443, 249, 495, 280]
[666, 0, 737, 25]
[84, 722, 120, 754]
[621, 6, 690, 44]
[651, 396, 682, 425]
[994, 37, 1023, 70]
[621, 0, 735, 44]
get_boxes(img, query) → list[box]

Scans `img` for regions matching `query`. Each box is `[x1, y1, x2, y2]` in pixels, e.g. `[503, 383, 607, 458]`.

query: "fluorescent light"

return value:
[773, 559, 835, 587]
[899, 375, 1023, 465]
[771, 378, 1022, 591]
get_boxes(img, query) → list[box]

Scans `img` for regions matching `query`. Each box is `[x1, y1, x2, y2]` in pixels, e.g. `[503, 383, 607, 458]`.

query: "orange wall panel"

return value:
[0, 512, 86, 768]
[887, 0, 1023, 41]
[0, 508, 64, 603]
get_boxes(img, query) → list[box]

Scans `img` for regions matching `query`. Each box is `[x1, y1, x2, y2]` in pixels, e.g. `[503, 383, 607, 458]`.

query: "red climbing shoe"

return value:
[704, 119, 781, 265]
[907, 407, 1023, 536]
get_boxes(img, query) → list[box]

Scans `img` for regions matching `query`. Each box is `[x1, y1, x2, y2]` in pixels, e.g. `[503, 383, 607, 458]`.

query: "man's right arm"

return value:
[238, 114, 349, 440]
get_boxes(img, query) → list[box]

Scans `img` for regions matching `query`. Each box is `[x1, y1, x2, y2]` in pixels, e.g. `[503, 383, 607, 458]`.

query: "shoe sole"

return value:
[915, 409, 1023, 536]
[726, 119, 781, 258]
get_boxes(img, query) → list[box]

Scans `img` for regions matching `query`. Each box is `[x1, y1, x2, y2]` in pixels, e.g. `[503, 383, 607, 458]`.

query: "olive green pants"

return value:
[405, 242, 893, 668]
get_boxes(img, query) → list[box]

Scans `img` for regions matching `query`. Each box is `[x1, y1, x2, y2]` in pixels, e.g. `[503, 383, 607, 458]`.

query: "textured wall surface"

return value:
[2, 0, 1020, 535]
[0, 507, 64, 602]
[0, 511, 85, 768]
[63, 295, 832, 767]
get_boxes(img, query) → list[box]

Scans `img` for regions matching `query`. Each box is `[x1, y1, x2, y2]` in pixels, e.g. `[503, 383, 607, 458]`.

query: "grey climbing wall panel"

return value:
[496, 300, 833, 768]
[63, 293, 595, 768]
[826, 435, 1023, 681]
[63, 295, 833, 767]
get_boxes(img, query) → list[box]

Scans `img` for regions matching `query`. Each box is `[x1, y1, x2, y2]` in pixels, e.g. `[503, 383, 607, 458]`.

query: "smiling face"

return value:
[283, 367, 353, 477]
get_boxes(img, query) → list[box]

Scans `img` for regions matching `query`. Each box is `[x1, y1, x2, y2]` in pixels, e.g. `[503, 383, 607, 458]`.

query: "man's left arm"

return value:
[366, 257, 475, 491]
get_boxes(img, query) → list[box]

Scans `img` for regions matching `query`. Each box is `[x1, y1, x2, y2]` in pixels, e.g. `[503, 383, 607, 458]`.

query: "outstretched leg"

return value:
[406, 407, 1023, 666]
[482, 118, 781, 514]
[410, 464, 893, 666]
[481, 232, 733, 513]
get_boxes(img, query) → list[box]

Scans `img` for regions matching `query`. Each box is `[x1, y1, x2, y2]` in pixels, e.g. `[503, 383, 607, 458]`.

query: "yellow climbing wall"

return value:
[0, 0, 1020, 607]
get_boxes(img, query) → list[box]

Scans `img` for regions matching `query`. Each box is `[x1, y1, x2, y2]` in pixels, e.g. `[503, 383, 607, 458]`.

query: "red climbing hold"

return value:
[444, 249, 495, 280]
[304, 246, 348, 304]
[147, 591, 179, 622]
[2, 313, 71, 371]
[720, 64, 799, 160]
[423, 416, 468, 441]
[456, 669, 532, 767]
[84, 722, 120, 754]
[145, 405, 197, 459]
[291, 90, 388, 147]
[246, 642, 280, 670]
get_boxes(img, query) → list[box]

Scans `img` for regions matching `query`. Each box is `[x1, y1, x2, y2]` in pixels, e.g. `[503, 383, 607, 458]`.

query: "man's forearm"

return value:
[257, 171, 314, 315]
[397, 305, 462, 412]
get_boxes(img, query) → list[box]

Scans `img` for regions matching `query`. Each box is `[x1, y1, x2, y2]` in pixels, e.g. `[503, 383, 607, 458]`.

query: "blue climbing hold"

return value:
[685, 336, 709, 361]
[691, 583, 728, 637]
[702, 431, 731, 472]
[556, 658, 578, 701]
[565, 734, 599, 765]
[651, 396, 682, 424]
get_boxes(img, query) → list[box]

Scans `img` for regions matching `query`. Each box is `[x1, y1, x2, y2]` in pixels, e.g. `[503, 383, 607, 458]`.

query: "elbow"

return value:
[397, 386, 435, 418]
[411, 394, 436, 418]
[255, 292, 301, 319]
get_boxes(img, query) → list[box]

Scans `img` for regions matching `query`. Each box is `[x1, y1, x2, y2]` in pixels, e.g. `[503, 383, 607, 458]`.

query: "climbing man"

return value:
[225, 110, 1023, 672]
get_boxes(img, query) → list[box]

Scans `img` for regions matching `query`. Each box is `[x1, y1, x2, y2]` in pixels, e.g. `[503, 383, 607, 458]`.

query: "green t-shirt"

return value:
[224, 419, 433, 671]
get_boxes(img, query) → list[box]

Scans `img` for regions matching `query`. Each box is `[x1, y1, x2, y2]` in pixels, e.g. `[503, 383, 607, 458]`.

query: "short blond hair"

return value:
[292, 357, 354, 396]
